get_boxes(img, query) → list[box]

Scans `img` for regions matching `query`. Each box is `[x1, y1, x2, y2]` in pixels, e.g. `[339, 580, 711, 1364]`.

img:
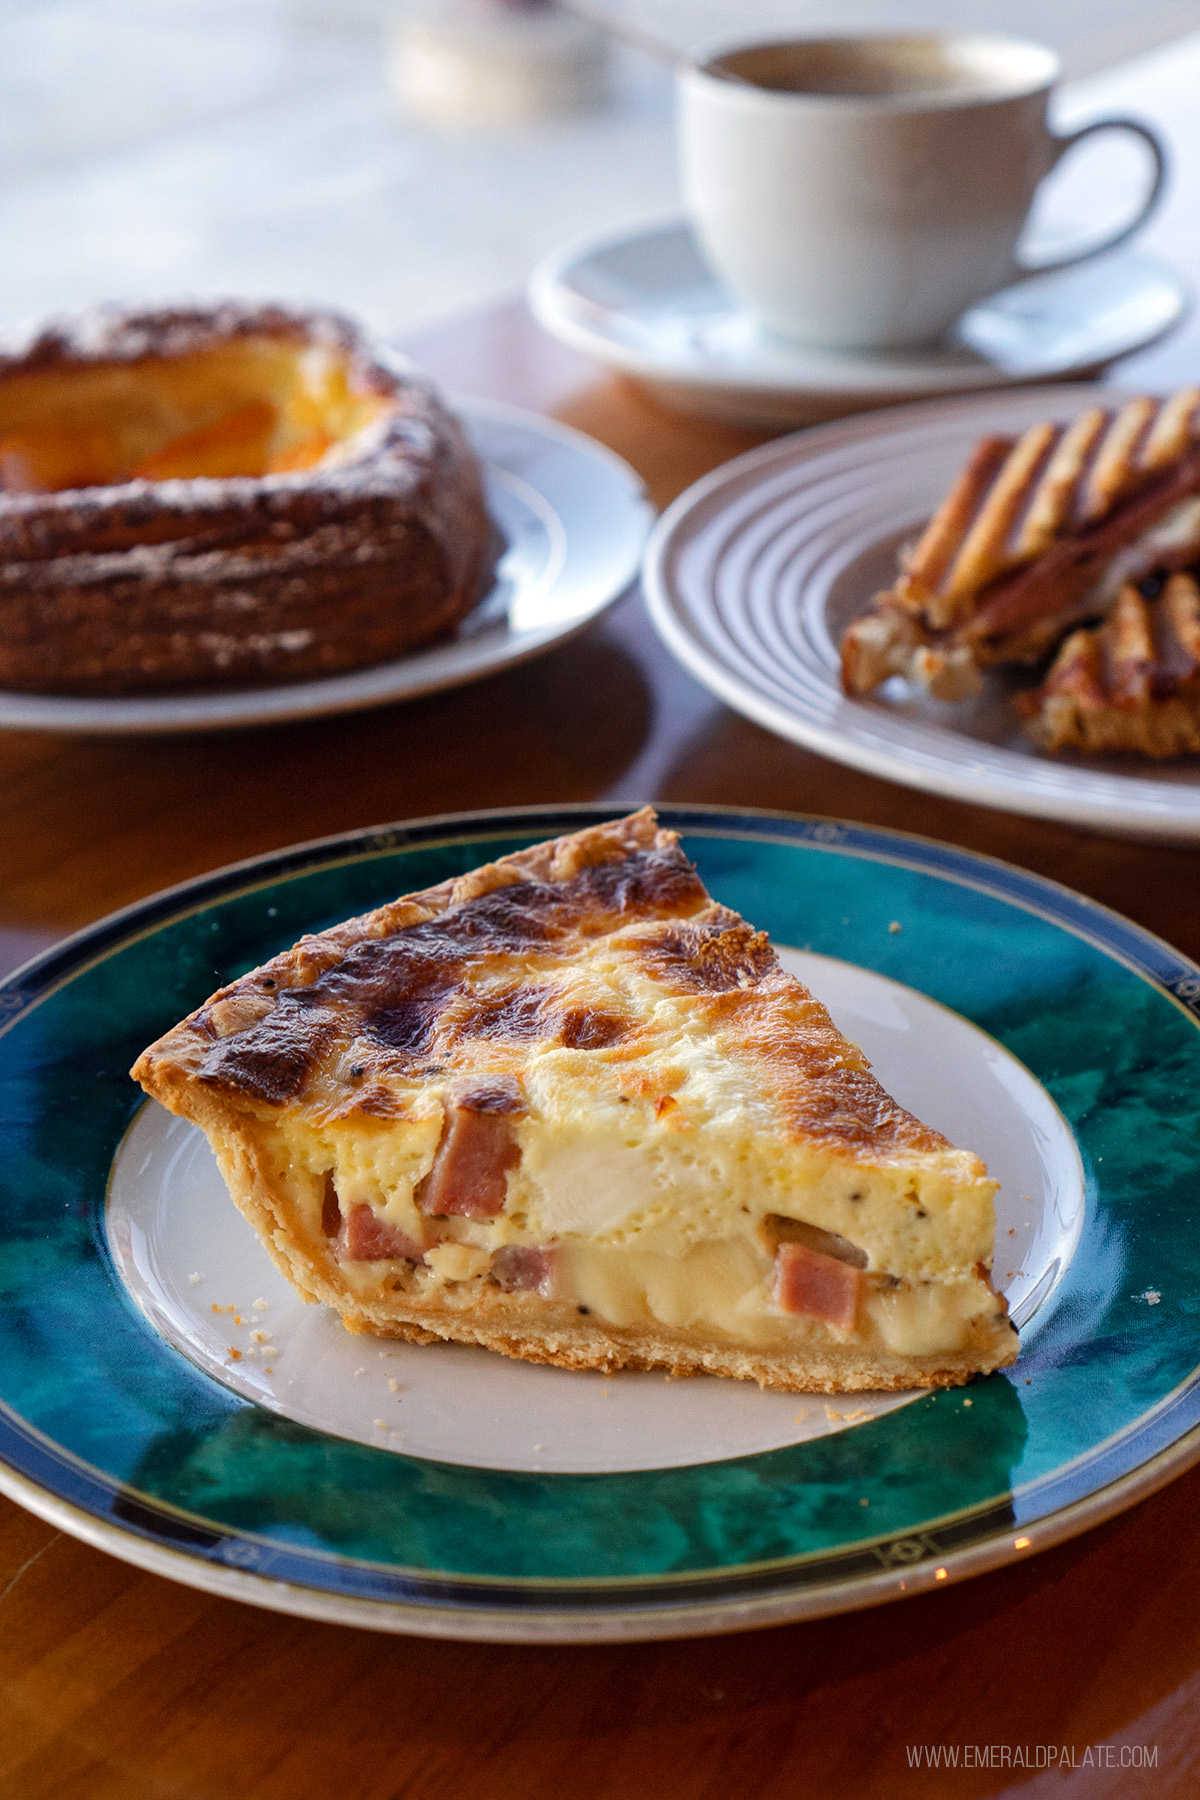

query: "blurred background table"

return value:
[3, 9, 1200, 1798]
[2, 0, 1200, 339]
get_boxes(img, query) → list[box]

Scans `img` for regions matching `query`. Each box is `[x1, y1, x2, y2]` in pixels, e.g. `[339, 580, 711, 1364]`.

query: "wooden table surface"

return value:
[3, 283, 1200, 1794]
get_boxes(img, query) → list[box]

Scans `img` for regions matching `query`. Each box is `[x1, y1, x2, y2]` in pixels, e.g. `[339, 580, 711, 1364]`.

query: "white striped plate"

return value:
[643, 385, 1200, 843]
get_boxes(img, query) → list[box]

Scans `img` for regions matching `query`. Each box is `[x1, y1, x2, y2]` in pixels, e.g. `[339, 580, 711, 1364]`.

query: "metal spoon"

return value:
[551, 0, 749, 81]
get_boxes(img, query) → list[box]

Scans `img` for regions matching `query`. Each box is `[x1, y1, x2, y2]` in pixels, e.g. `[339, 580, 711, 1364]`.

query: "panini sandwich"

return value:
[1018, 572, 1200, 757]
[842, 389, 1200, 702]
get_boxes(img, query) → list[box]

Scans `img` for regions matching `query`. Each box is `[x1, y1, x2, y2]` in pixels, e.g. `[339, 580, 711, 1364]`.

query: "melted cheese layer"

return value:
[270, 1082, 1003, 1359]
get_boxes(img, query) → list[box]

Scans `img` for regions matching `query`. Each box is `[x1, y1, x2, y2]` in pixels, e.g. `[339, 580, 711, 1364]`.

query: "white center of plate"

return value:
[106, 949, 1082, 1474]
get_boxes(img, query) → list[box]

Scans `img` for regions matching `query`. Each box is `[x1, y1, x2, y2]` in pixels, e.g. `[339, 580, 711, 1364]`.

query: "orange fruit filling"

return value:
[0, 336, 390, 493]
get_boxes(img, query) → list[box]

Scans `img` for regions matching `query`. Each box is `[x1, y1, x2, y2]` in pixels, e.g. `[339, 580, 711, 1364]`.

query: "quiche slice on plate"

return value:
[132, 809, 1017, 1391]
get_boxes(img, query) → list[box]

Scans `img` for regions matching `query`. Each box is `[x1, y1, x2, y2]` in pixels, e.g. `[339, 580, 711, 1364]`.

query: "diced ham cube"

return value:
[417, 1082, 524, 1218]
[338, 1203, 426, 1264]
[774, 1241, 861, 1331]
[491, 1246, 556, 1295]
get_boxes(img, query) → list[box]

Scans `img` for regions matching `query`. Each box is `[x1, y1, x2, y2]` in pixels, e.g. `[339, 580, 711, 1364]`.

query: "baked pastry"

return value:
[1017, 573, 1200, 757]
[841, 390, 1200, 700]
[0, 303, 489, 694]
[132, 809, 1016, 1392]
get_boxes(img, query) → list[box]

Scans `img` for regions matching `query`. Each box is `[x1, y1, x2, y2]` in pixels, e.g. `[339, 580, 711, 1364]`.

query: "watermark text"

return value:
[906, 1744, 1157, 1771]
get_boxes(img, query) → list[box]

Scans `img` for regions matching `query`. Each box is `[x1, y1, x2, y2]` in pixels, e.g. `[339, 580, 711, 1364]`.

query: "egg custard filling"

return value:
[133, 810, 1017, 1392]
[0, 331, 391, 493]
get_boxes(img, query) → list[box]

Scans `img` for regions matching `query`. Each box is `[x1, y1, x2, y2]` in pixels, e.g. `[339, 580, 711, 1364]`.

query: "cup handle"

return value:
[1015, 117, 1168, 277]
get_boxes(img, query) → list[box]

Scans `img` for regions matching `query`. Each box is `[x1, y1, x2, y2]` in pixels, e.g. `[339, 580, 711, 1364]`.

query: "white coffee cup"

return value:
[678, 34, 1166, 350]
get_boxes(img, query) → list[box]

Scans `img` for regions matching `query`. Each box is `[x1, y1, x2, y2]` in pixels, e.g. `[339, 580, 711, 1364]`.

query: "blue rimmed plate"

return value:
[1, 807, 1199, 1642]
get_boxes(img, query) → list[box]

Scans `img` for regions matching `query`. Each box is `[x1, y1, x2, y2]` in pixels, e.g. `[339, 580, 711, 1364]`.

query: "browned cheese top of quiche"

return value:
[132, 809, 1016, 1392]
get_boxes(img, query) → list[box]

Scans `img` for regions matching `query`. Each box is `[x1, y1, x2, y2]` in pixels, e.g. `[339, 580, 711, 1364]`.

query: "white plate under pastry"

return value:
[0, 397, 652, 736]
[642, 384, 1200, 844]
[530, 218, 1188, 429]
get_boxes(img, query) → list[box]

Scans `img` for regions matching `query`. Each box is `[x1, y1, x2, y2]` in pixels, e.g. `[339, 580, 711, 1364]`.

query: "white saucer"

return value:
[0, 397, 652, 736]
[530, 218, 1189, 428]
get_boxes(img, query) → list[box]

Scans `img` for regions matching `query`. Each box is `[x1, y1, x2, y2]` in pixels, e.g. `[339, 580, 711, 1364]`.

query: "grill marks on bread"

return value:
[840, 389, 1200, 702]
[903, 392, 1200, 621]
[1018, 572, 1200, 756]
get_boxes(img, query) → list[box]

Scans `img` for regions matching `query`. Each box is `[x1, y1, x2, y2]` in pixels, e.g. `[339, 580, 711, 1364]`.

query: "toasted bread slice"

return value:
[1017, 573, 1200, 757]
[132, 810, 1016, 1392]
[841, 391, 1200, 700]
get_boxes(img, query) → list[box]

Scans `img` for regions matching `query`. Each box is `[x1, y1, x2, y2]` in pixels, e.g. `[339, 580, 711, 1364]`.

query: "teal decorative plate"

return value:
[2, 807, 1199, 1642]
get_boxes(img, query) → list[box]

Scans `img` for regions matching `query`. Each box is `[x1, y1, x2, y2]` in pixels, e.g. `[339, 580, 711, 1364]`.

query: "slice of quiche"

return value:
[132, 809, 1017, 1391]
